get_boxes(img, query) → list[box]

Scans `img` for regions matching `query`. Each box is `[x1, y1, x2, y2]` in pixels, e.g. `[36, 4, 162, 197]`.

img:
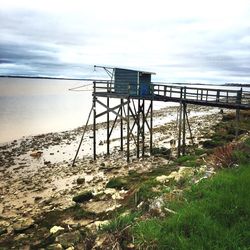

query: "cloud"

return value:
[0, 0, 250, 83]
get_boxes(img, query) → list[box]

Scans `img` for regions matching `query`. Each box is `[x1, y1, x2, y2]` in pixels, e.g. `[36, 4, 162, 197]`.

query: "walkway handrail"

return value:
[93, 80, 250, 107]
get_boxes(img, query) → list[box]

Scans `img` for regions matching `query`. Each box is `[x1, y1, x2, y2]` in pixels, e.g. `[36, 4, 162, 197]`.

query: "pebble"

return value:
[50, 226, 64, 234]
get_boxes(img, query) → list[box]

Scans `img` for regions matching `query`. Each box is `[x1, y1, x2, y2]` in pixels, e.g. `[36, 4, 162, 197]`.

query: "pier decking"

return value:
[94, 81, 250, 110]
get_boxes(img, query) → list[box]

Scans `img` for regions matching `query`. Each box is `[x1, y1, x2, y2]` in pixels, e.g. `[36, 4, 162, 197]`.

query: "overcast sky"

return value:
[1, 0, 250, 83]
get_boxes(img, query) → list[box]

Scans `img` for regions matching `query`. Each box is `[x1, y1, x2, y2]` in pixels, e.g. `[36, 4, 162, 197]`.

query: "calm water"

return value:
[0, 78, 93, 143]
[0, 78, 173, 143]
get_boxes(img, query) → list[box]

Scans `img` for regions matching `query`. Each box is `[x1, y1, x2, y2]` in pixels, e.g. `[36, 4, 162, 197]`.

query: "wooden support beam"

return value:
[236, 108, 240, 138]
[182, 102, 186, 155]
[178, 88, 183, 157]
[177, 102, 182, 157]
[127, 99, 130, 163]
[150, 100, 153, 155]
[137, 99, 140, 158]
[120, 99, 123, 151]
[72, 105, 93, 167]
[185, 106, 194, 146]
[142, 99, 145, 157]
[109, 107, 121, 138]
[107, 97, 110, 155]
[95, 99, 128, 120]
[93, 95, 97, 160]
[236, 88, 242, 138]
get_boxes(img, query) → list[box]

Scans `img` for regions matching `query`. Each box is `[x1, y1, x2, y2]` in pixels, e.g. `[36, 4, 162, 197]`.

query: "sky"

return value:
[0, 0, 250, 83]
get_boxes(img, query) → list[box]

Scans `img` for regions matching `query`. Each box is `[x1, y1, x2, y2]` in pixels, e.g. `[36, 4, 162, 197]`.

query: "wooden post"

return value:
[127, 98, 130, 162]
[216, 90, 220, 102]
[93, 82, 97, 160]
[182, 102, 186, 155]
[107, 97, 110, 155]
[236, 108, 240, 138]
[177, 87, 183, 157]
[185, 106, 194, 146]
[178, 102, 183, 157]
[142, 99, 145, 157]
[120, 99, 123, 151]
[150, 100, 153, 155]
[235, 88, 242, 138]
[137, 99, 140, 158]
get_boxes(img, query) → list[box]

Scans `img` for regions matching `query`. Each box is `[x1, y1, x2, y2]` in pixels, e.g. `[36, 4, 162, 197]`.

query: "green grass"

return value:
[133, 219, 162, 249]
[100, 212, 139, 233]
[136, 179, 161, 204]
[132, 163, 250, 249]
[194, 148, 207, 156]
[203, 111, 250, 149]
[106, 177, 129, 190]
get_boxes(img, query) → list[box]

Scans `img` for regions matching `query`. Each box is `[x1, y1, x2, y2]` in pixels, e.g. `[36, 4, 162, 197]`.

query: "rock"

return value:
[13, 218, 35, 233]
[72, 191, 93, 203]
[14, 233, 27, 241]
[0, 227, 7, 235]
[87, 220, 109, 231]
[46, 243, 63, 250]
[34, 196, 43, 202]
[178, 166, 194, 178]
[127, 243, 135, 249]
[83, 200, 116, 214]
[66, 247, 75, 250]
[50, 226, 64, 234]
[76, 177, 85, 185]
[156, 175, 170, 183]
[103, 188, 116, 195]
[93, 234, 108, 248]
[0, 220, 10, 229]
[30, 151, 43, 158]
[194, 176, 208, 184]
[63, 218, 93, 227]
[166, 171, 180, 181]
[149, 197, 165, 216]
[198, 165, 207, 173]
[111, 192, 123, 200]
[166, 167, 194, 182]
[105, 204, 121, 212]
[56, 231, 82, 248]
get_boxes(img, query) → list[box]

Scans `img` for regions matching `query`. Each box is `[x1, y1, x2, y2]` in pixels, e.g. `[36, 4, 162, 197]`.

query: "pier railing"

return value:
[93, 81, 250, 108]
[152, 84, 250, 105]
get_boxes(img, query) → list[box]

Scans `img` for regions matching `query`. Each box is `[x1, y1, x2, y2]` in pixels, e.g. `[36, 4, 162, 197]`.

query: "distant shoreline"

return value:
[1, 75, 250, 87]
[0, 75, 105, 81]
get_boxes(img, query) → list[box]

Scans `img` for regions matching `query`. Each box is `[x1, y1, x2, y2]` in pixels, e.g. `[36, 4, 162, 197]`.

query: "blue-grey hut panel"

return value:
[114, 68, 138, 95]
[139, 73, 151, 96]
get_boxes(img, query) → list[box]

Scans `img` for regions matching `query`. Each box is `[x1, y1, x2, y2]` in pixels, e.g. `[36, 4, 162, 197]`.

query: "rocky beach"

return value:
[0, 104, 224, 249]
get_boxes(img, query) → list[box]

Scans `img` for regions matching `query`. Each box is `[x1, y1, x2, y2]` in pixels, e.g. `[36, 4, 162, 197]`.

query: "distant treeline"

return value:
[225, 83, 250, 87]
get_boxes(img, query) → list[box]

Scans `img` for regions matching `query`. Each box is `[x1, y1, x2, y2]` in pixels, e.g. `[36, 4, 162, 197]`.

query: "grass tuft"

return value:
[100, 212, 139, 233]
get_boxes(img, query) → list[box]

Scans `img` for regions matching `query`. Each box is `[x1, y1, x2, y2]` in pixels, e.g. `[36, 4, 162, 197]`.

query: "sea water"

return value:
[0, 78, 93, 143]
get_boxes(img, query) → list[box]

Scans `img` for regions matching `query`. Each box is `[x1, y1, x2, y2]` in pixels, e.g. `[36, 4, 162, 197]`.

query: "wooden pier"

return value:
[92, 80, 250, 161]
[72, 67, 250, 165]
